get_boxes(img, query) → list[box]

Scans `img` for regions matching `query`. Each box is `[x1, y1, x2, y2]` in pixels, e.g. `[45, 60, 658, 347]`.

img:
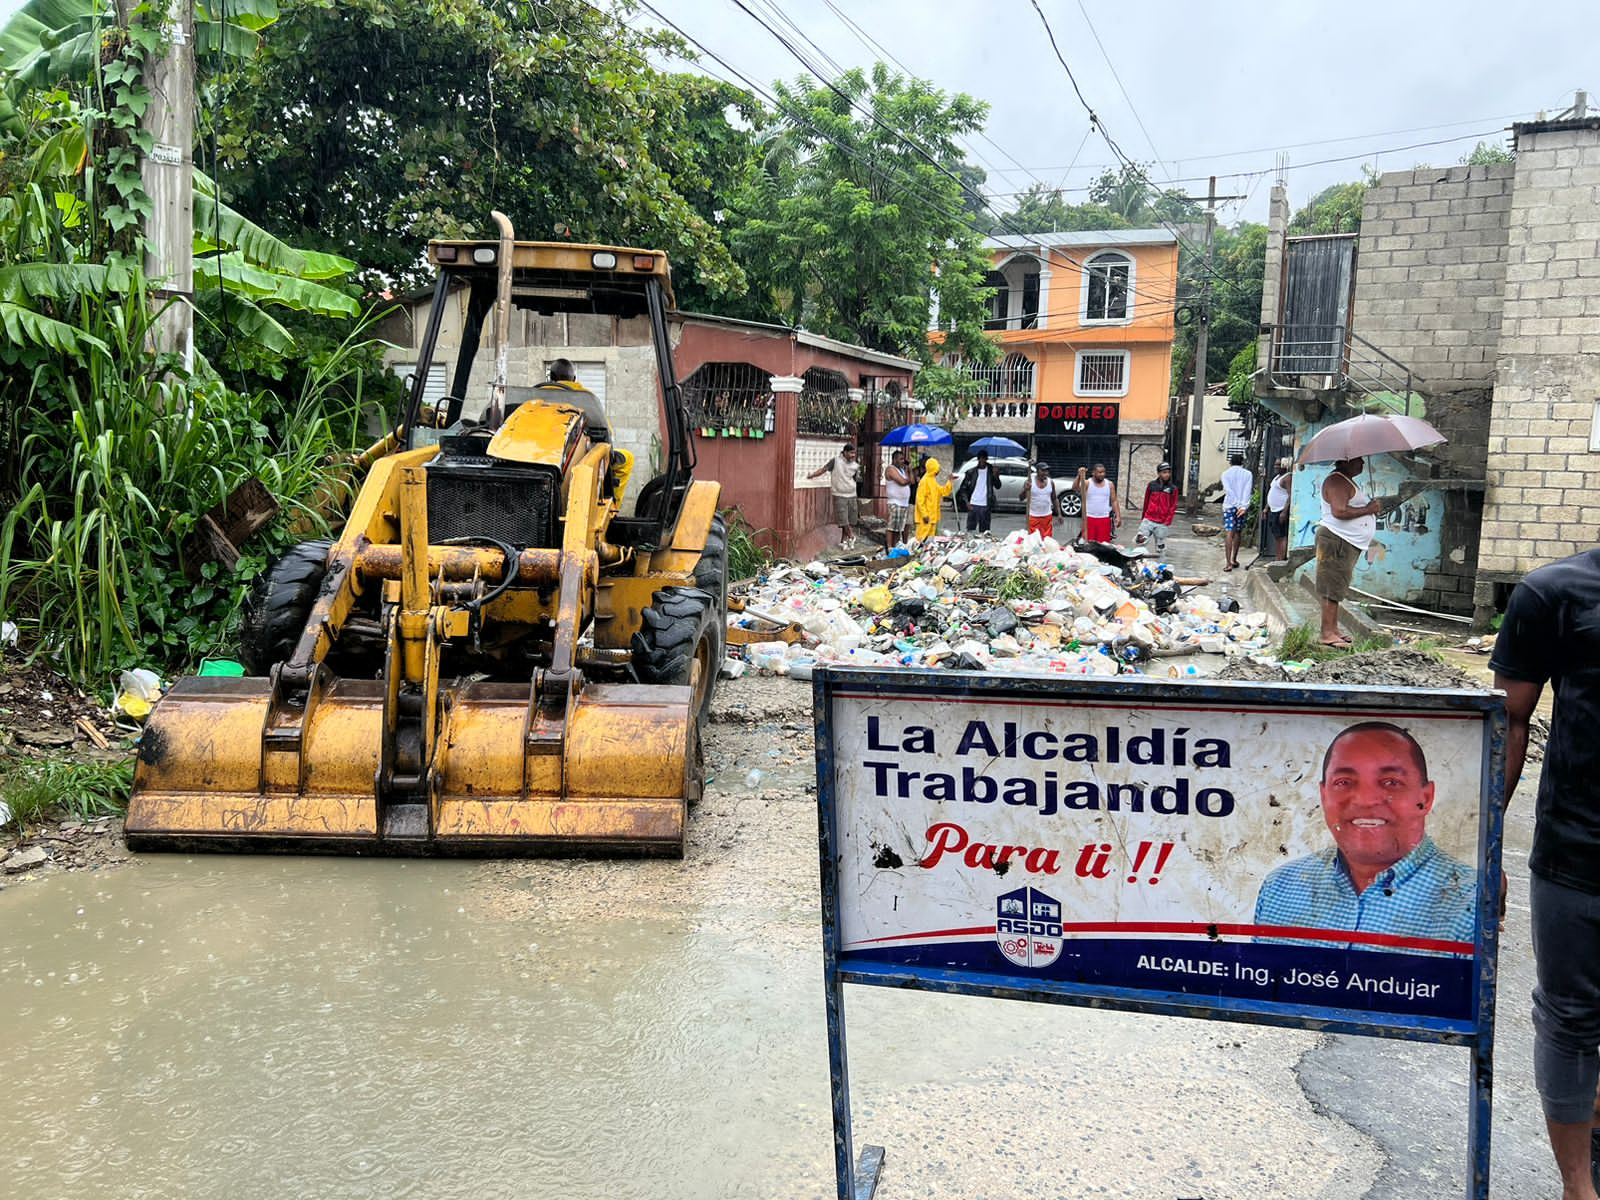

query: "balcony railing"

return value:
[964, 357, 1036, 400]
[1263, 323, 1419, 415]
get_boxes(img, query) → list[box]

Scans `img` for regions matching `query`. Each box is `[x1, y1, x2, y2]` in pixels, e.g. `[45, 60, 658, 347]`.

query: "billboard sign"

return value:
[814, 668, 1504, 1200]
[1032, 401, 1120, 438]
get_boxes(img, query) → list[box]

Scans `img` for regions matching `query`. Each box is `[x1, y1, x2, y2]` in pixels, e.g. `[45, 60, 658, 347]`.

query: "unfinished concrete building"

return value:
[1256, 110, 1600, 625]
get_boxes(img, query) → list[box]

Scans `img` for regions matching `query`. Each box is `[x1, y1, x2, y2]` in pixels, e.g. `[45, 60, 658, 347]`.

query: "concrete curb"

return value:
[1243, 562, 1387, 643]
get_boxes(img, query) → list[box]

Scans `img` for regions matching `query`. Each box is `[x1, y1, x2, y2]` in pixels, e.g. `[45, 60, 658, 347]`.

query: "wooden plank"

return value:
[213, 477, 279, 546]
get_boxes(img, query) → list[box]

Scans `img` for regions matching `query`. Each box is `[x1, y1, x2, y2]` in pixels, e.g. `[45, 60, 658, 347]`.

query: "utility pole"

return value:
[122, 0, 195, 367]
[1180, 176, 1242, 515]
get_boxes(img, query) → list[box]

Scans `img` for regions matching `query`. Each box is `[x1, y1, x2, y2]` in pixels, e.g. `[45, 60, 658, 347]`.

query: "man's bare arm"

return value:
[1323, 474, 1380, 520]
[1496, 674, 1544, 804]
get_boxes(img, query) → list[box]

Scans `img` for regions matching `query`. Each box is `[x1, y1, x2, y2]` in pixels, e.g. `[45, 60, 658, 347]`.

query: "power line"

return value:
[817, 0, 1061, 200]
[631, 0, 1187, 372]
[714, 0, 1181, 308]
[978, 126, 1512, 199]
[1072, 0, 1165, 175]
[974, 112, 1535, 176]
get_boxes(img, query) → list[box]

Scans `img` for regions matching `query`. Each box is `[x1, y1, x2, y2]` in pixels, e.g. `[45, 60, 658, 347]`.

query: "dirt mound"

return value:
[1212, 659, 1286, 683]
[1301, 648, 1477, 689]
[707, 675, 811, 725]
[1216, 648, 1480, 691]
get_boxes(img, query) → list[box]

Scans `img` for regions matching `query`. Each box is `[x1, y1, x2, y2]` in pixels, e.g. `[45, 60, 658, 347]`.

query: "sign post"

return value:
[814, 668, 1504, 1200]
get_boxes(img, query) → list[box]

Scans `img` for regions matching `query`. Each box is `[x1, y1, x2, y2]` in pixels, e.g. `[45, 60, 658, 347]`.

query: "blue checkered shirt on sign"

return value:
[1253, 835, 1477, 956]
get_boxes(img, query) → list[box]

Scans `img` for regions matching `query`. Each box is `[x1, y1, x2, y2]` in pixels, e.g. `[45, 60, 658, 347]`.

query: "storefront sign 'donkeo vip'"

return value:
[1033, 402, 1120, 437]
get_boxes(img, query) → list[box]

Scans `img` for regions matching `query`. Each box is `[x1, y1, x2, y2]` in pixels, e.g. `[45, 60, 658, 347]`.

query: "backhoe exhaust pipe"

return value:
[484, 210, 516, 427]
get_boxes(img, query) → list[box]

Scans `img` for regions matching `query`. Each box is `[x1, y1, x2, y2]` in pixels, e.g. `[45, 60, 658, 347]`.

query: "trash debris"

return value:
[114, 668, 163, 721]
[0, 620, 17, 648]
[745, 768, 765, 790]
[724, 530, 1274, 679]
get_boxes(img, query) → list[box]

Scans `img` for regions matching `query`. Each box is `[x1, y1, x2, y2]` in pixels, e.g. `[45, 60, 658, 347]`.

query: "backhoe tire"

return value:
[239, 540, 333, 676]
[693, 514, 729, 666]
[632, 585, 719, 716]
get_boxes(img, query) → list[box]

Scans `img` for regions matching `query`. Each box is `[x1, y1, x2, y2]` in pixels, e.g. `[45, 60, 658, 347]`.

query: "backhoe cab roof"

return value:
[428, 239, 676, 311]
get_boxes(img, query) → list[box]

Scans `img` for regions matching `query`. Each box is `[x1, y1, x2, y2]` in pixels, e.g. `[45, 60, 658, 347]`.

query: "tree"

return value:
[215, 0, 755, 300]
[989, 183, 1130, 234]
[1088, 163, 1199, 226]
[1170, 221, 1267, 390]
[1462, 141, 1514, 165]
[728, 63, 996, 363]
[1288, 169, 1377, 235]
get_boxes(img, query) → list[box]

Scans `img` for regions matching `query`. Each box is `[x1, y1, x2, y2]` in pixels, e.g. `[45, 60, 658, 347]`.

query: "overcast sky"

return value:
[640, 0, 1598, 225]
[4, 0, 1594, 226]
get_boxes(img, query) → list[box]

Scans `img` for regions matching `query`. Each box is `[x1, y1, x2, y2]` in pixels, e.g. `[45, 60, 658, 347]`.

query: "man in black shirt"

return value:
[1492, 548, 1600, 1199]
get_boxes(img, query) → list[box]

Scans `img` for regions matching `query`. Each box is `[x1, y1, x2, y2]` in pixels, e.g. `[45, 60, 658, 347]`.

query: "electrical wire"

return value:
[816, 0, 1060, 200]
[1072, 0, 1164, 175]
[976, 112, 1536, 177]
[715, 0, 1181, 309]
[629, 0, 1182, 370]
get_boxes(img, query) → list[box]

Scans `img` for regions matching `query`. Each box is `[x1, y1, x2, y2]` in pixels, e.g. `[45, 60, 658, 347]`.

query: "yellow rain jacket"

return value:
[914, 459, 951, 541]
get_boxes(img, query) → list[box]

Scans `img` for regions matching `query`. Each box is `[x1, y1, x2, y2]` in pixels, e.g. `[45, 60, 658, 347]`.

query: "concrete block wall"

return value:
[1411, 388, 1492, 614]
[1476, 120, 1600, 609]
[1257, 185, 1289, 367]
[1352, 163, 1514, 386]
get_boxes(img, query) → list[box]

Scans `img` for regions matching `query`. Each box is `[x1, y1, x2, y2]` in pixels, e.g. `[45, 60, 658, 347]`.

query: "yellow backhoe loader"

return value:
[127, 214, 726, 856]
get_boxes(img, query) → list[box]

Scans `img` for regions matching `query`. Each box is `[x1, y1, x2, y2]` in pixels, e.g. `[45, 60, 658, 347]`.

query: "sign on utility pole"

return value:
[123, 0, 195, 367]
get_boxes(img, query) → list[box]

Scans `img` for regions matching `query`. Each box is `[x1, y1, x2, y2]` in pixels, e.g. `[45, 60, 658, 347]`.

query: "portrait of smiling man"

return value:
[1253, 721, 1478, 953]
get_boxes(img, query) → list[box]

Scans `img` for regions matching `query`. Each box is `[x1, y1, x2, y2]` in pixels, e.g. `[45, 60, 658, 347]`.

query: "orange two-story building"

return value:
[936, 229, 1180, 491]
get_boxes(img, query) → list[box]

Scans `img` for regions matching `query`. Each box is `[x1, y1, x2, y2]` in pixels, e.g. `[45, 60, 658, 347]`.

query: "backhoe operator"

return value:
[509, 358, 608, 437]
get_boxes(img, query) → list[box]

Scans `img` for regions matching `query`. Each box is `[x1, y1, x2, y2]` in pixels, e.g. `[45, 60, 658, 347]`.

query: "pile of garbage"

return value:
[725, 530, 1271, 679]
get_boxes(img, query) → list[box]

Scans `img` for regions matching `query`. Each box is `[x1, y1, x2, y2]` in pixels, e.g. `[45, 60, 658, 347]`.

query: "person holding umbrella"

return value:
[883, 449, 913, 551]
[1298, 414, 1443, 648]
[1316, 457, 1387, 647]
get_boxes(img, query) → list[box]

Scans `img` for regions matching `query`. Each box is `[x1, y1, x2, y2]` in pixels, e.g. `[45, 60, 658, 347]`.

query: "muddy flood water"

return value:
[1, 682, 1389, 1199]
[0, 860, 1380, 1198]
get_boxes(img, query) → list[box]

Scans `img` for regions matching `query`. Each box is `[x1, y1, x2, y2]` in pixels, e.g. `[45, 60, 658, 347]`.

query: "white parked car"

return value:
[948, 456, 1083, 516]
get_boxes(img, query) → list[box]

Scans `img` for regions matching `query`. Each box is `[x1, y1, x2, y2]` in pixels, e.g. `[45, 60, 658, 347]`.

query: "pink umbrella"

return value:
[1297, 413, 1446, 464]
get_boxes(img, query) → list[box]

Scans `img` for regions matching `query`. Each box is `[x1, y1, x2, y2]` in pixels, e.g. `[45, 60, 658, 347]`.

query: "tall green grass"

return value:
[725, 509, 774, 580]
[1276, 623, 1394, 661]
[0, 755, 132, 834]
[0, 279, 381, 683]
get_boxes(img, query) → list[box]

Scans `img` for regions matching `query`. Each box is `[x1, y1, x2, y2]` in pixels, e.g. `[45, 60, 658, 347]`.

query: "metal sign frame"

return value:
[813, 667, 1505, 1200]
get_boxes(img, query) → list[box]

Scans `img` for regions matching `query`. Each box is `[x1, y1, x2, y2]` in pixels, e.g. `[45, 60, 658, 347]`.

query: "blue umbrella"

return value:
[881, 423, 953, 447]
[969, 436, 1027, 457]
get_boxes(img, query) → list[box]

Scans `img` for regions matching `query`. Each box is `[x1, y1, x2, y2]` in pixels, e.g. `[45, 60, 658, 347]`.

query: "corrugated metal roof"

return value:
[985, 228, 1179, 251]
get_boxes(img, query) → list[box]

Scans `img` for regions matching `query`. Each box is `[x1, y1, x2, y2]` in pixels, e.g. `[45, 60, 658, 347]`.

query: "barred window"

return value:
[1075, 350, 1130, 397]
[1083, 252, 1132, 322]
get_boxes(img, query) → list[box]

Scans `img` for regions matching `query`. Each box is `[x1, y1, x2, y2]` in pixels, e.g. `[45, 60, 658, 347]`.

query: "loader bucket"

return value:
[127, 676, 696, 856]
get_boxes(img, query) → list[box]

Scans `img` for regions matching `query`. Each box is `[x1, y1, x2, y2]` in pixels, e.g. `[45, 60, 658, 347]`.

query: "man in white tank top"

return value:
[1074, 463, 1119, 543]
[1316, 455, 1385, 647]
[883, 450, 912, 550]
[1027, 462, 1056, 539]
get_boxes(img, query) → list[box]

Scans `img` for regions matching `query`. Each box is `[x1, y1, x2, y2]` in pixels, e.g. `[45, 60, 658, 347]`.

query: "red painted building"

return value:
[379, 299, 917, 559]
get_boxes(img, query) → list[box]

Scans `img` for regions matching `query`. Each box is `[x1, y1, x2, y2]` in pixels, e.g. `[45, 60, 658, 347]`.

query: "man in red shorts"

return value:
[1075, 463, 1119, 543]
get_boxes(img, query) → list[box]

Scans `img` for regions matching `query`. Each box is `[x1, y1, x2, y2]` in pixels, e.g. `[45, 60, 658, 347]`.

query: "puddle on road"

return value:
[0, 856, 840, 1200]
[0, 848, 1374, 1200]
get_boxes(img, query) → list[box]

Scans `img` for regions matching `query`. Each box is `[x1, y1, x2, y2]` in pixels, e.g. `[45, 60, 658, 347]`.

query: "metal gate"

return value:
[1275, 235, 1356, 375]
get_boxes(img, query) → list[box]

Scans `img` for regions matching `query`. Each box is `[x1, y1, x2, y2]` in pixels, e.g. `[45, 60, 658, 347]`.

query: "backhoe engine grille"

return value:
[426, 460, 560, 548]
